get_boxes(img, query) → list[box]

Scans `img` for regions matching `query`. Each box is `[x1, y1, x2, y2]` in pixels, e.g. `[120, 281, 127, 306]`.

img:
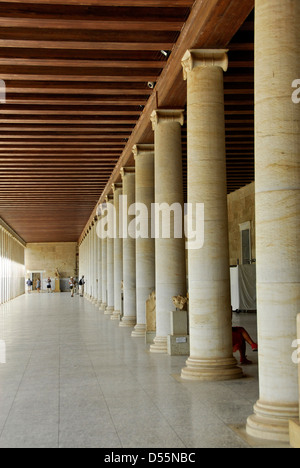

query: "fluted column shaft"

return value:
[132, 144, 155, 338]
[246, 0, 300, 442]
[181, 50, 243, 381]
[97, 214, 102, 307]
[100, 233, 107, 311]
[105, 195, 114, 315]
[150, 110, 186, 354]
[120, 168, 136, 328]
[111, 184, 123, 320]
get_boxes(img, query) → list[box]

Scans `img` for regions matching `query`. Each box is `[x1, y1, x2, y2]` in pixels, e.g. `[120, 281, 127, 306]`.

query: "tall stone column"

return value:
[87, 224, 93, 300]
[100, 229, 107, 312]
[150, 109, 186, 354]
[131, 144, 155, 338]
[92, 218, 98, 304]
[105, 195, 114, 315]
[96, 214, 102, 308]
[111, 183, 123, 321]
[246, 0, 300, 442]
[181, 49, 243, 381]
[119, 168, 136, 328]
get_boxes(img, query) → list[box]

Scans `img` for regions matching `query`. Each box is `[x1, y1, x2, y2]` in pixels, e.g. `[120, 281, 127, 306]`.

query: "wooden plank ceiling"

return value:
[0, 0, 254, 243]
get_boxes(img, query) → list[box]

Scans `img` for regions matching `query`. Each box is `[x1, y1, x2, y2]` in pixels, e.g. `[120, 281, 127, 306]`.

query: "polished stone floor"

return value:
[0, 293, 285, 448]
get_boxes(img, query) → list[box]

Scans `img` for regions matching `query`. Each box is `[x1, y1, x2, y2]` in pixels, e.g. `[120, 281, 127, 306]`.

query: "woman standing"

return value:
[69, 277, 75, 297]
[47, 277, 52, 293]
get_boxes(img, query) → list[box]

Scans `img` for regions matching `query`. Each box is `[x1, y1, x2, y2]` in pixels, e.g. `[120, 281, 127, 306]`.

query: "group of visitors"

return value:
[26, 278, 41, 293]
[26, 276, 85, 296]
[69, 276, 85, 297]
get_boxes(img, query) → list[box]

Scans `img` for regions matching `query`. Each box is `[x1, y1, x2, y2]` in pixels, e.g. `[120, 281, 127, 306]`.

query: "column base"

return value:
[111, 310, 120, 321]
[246, 400, 299, 443]
[104, 306, 114, 315]
[181, 356, 243, 381]
[150, 336, 168, 354]
[119, 316, 136, 328]
[99, 302, 107, 312]
[131, 324, 146, 338]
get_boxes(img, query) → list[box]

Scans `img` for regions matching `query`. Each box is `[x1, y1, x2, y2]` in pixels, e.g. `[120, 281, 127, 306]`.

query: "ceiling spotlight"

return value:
[147, 81, 156, 89]
[161, 50, 170, 58]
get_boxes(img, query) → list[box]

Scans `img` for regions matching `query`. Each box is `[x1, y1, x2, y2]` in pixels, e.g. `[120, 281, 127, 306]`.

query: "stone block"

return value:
[289, 420, 300, 448]
[167, 335, 190, 356]
[170, 310, 188, 336]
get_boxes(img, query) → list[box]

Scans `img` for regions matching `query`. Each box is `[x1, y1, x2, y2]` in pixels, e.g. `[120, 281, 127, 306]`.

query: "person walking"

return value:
[26, 278, 32, 294]
[79, 276, 85, 297]
[69, 277, 75, 297]
[47, 277, 52, 293]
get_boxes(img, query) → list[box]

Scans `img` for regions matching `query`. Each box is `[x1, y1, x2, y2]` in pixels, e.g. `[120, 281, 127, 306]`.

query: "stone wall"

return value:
[25, 242, 77, 291]
[227, 182, 255, 266]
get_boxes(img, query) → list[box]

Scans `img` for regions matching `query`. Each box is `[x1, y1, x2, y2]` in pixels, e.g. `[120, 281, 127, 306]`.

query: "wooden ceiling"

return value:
[0, 0, 254, 243]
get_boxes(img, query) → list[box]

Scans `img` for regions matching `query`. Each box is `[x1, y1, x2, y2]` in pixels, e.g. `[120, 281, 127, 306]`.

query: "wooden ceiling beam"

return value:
[0, 58, 166, 68]
[3, 97, 148, 105]
[0, 40, 175, 51]
[0, 118, 138, 124]
[0, 126, 133, 131]
[0, 109, 140, 115]
[0, 18, 184, 31]
[0, 135, 130, 139]
[0, 74, 159, 82]
[0, 0, 195, 6]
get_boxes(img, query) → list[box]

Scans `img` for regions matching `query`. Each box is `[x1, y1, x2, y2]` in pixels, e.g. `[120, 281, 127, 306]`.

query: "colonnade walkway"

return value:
[0, 293, 279, 448]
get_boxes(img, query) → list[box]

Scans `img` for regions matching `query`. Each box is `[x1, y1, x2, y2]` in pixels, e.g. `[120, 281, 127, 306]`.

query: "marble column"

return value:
[105, 195, 114, 315]
[119, 168, 136, 328]
[180, 49, 243, 381]
[90, 222, 96, 302]
[92, 218, 98, 304]
[131, 144, 155, 338]
[96, 214, 102, 308]
[150, 110, 186, 354]
[246, 0, 300, 442]
[100, 228, 107, 312]
[111, 183, 123, 321]
[87, 225, 93, 300]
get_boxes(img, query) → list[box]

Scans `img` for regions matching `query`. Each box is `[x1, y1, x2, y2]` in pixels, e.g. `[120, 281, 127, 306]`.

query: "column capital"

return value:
[112, 182, 122, 194]
[120, 166, 135, 180]
[182, 49, 229, 80]
[150, 109, 184, 131]
[132, 143, 154, 160]
[105, 194, 114, 203]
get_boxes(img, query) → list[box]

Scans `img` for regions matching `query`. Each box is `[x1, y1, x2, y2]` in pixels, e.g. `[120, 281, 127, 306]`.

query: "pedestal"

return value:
[54, 278, 60, 293]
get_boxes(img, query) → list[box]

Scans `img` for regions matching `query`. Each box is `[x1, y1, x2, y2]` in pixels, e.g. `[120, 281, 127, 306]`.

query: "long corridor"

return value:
[0, 293, 271, 448]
